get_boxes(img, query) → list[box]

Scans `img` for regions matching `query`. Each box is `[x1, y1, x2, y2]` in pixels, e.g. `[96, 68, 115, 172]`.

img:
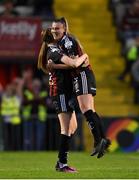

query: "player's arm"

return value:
[47, 60, 72, 70]
[60, 53, 88, 68]
[47, 53, 89, 70]
[47, 46, 88, 70]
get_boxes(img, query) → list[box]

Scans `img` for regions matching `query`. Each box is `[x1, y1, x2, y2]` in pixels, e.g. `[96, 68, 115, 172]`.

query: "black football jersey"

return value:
[47, 45, 73, 96]
[58, 34, 83, 57]
[58, 34, 91, 76]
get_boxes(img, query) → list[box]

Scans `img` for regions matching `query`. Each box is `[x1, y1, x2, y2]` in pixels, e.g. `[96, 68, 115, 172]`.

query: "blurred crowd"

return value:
[0, 68, 54, 151]
[0, 0, 55, 151]
[109, 0, 139, 104]
[0, 0, 55, 20]
[0, 68, 84, 151]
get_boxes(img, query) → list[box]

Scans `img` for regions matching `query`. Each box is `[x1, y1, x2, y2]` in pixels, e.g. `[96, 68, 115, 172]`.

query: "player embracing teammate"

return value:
[38, 17, 111, 173]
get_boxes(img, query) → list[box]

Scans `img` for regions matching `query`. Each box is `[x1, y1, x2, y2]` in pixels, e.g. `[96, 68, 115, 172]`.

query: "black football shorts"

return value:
[52, 94, 73, 114]
[73, 69, 96, 96]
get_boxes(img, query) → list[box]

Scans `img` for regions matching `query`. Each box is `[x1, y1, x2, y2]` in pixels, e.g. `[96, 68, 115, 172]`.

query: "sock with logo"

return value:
[84, 109, 101, 145]
[93, 112, 106, 139]
[58, 134, 70, 164]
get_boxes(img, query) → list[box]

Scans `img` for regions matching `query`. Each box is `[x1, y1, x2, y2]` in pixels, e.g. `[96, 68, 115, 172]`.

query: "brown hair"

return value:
[53, 17, 69, 34]
[37, 28, 54, 73]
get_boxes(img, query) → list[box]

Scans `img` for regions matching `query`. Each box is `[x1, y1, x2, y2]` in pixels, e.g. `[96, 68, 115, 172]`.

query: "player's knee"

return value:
[69, 124, 77, 135]
[79, 103, 91, 113]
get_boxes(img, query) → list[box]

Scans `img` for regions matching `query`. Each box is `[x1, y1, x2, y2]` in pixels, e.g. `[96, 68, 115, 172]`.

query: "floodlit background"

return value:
[0, 0, 139, 157]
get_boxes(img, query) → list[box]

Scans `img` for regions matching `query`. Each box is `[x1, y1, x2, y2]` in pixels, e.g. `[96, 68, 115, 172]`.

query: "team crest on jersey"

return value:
[51, 47, 60, 53]
[64, 38, 73, 49]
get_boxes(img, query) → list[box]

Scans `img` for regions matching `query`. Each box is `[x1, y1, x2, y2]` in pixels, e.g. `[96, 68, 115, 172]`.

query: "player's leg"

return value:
[52, 94, 77, 172]
[75, 69, 110, 158]
[77, 94, 101, 146]
[73, 70, 101, 146]
[77, 94, 110, 158]
[56, 112, 77, 172]
[69, 111, 77, 135]
[90, 96, 111, 157]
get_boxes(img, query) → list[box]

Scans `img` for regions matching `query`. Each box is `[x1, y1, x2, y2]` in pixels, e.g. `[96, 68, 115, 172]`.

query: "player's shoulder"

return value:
[60, 34, 76, 42]
[66, 34, 77, 42]
[60, 34, 78, 49]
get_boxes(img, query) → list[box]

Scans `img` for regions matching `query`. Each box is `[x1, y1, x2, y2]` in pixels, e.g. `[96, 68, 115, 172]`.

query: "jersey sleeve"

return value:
[60, 35, 83, 57]
[47, 47, 64, 64]
[75, 38, 84, 56]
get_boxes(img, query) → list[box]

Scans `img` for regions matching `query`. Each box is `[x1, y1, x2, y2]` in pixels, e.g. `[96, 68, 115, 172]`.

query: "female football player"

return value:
[38, 28, 89, 172]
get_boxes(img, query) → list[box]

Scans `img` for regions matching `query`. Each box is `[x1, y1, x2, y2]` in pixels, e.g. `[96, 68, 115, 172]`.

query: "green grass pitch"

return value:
[0, 151, 139, 179]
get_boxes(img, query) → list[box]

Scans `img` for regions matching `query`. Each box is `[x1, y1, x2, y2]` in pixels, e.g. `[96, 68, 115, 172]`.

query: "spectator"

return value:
[120, 0, 139, 43]
[22, 77, 48, 151]
[108, 0, 133, 26]
[22, 68, 34, 91]
[118, 36, 139, 81]
[21, 68, 34, 150]
[31, 78, 48, 150]
[12, 77, 24, 98]
[0, 0, 19, 16]
[33, 0, 55, 20]
[0, 83, 22, 150]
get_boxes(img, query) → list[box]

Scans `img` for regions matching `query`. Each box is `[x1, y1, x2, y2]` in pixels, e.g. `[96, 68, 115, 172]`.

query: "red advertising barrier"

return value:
[0, 17, 42, 60]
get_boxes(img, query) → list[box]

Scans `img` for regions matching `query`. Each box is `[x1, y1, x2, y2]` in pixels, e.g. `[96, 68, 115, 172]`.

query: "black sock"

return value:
[93, 112, 106, 139]
[58, 134, 70, 164]
[84, 110, 101, 144]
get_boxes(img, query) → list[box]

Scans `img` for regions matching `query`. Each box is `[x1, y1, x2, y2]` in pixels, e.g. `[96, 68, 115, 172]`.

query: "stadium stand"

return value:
[0, 0, 139, 152]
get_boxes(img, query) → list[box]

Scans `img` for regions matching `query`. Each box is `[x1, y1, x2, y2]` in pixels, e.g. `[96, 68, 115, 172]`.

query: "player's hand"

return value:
[47, 59, 54, 71]
[84, 53, 88, 60]
[82, 55, 89, 67]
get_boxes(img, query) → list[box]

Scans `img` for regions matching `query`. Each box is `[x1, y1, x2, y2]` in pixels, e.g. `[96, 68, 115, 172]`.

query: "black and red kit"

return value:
[47, 45, 73, 114]
[58, 34, 96, 96]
